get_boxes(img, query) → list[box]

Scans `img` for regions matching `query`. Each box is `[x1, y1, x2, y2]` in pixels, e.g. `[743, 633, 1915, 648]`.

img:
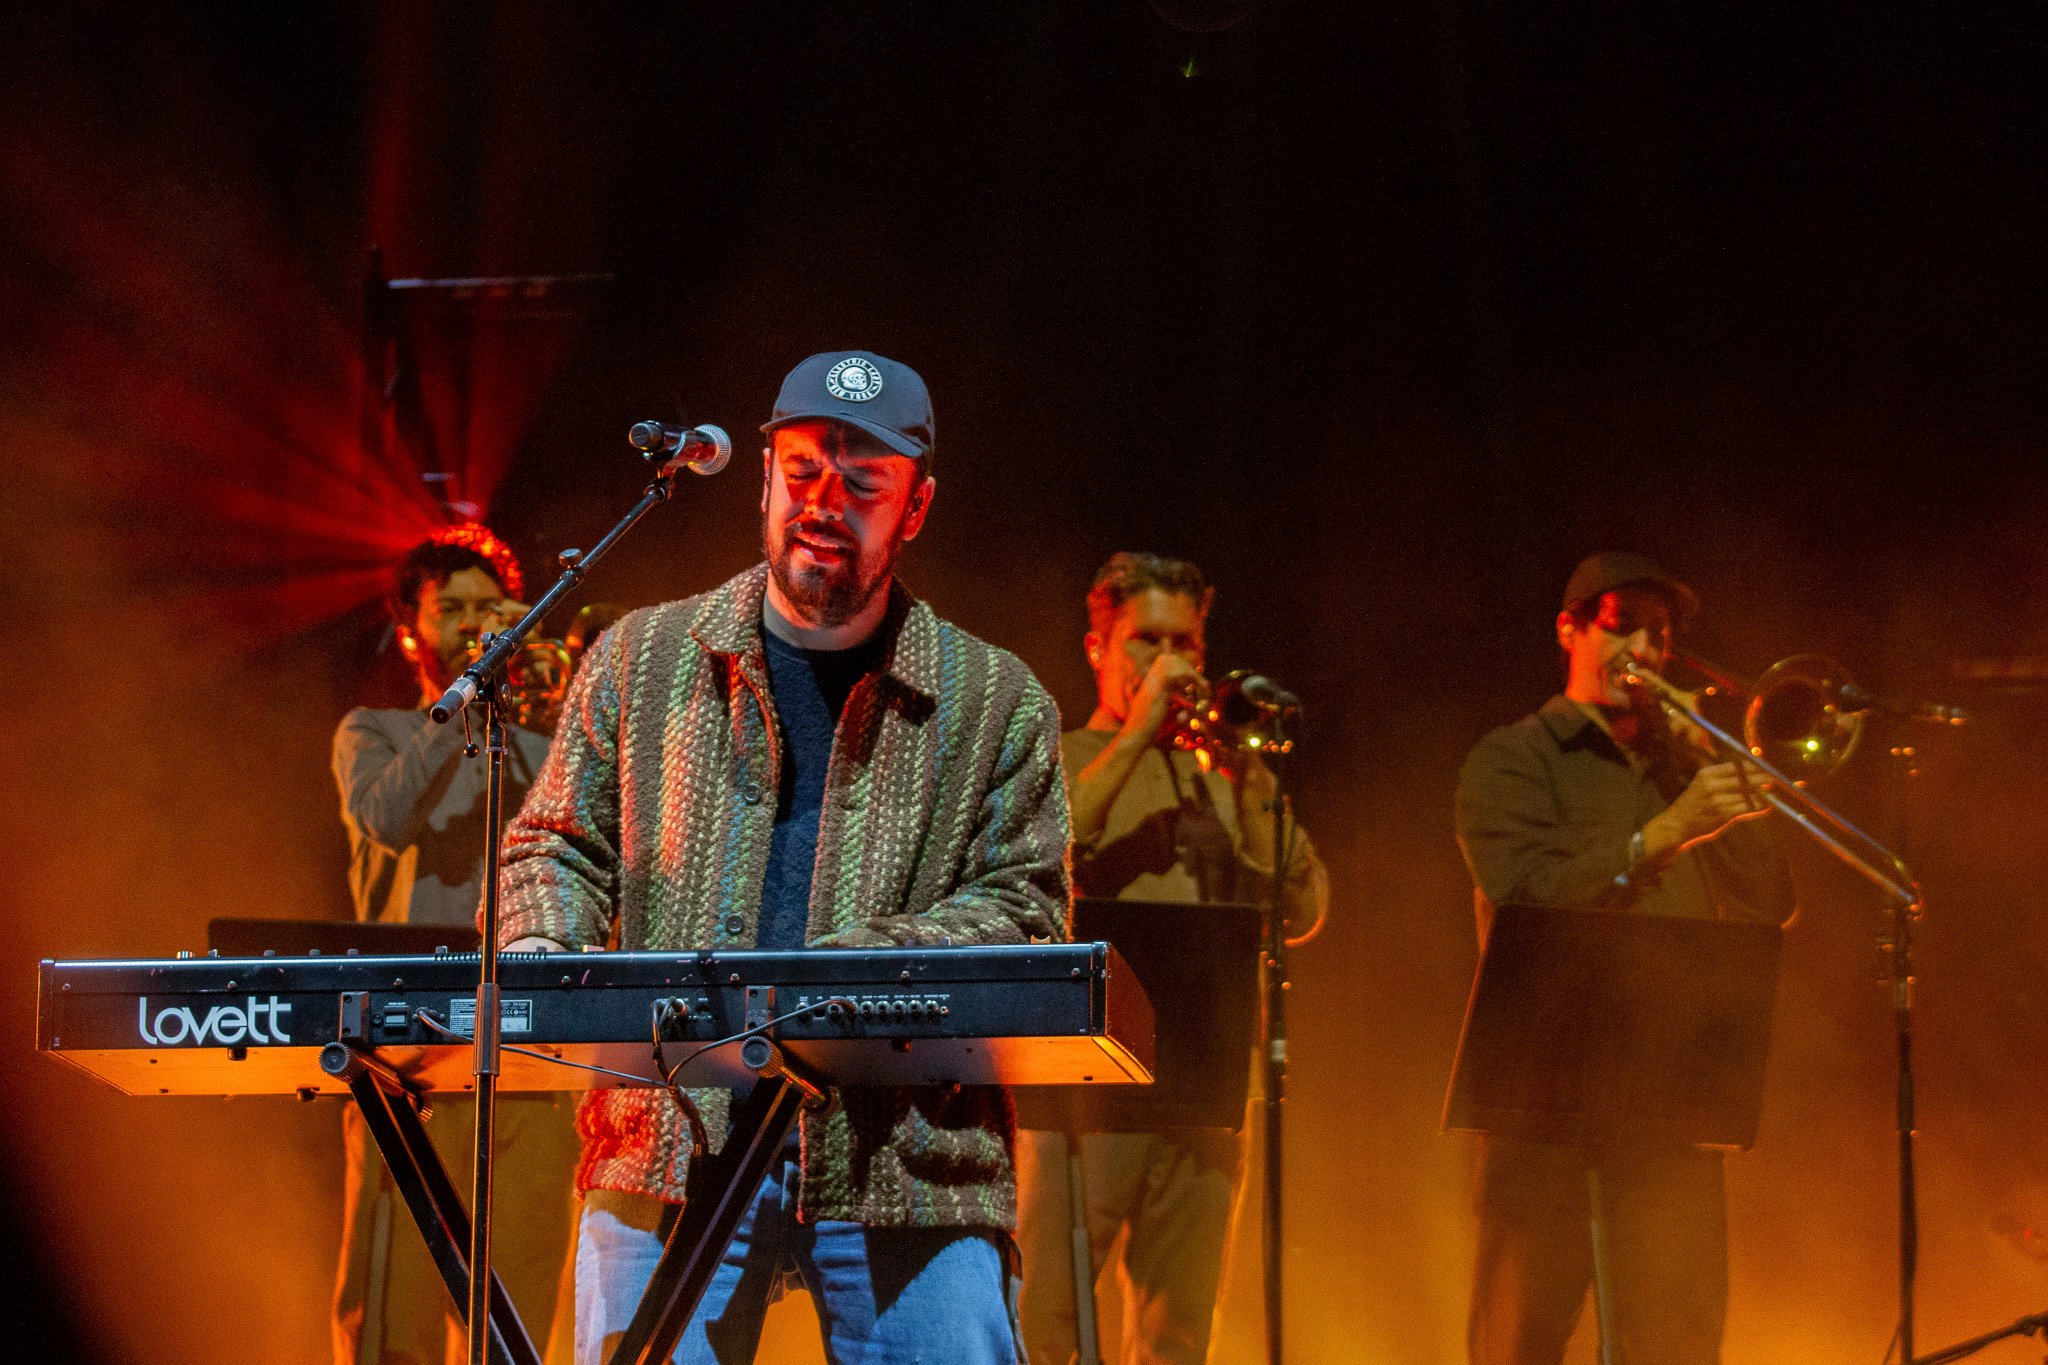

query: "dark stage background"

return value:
[4, 4, 2046, 1361]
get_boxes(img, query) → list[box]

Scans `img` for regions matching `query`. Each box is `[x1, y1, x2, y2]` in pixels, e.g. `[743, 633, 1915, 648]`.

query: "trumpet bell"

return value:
[1170, 669, 1296, 774]
[464, 637, 574, 732]
[1745, 653, 1864, 780]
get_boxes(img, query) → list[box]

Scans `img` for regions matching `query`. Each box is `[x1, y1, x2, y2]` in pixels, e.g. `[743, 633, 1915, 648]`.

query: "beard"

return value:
[764, 514, 902, 628]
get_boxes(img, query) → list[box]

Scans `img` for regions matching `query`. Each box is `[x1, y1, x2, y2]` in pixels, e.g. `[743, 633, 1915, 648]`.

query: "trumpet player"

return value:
[330, 525, 579, 1363]
[1453, 552, 1794, 1365]
[1016, 551, 1328, 1365]
[336, 525, 544, 930]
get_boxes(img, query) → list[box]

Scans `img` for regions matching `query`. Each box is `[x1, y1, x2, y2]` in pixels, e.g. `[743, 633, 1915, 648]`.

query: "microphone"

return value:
[1239, 674, 1301, 713]
[628, 421, 731, 476]
[1837, 683, 1969, 727]
[1219, 673, 1302, 723]
[430, 674, 476, 725]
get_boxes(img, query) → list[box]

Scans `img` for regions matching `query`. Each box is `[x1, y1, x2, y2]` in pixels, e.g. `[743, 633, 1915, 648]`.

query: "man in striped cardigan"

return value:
[498, 351, 1070, 1364]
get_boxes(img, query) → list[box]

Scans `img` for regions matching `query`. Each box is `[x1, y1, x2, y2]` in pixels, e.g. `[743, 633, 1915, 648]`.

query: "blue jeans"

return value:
[576, 1158, 1025, 1364]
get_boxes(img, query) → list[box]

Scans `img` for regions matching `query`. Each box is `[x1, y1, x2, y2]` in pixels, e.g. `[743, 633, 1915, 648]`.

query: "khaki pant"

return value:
[333, 1093, 583, 1365]
[1014, 1128, 1244, 1365]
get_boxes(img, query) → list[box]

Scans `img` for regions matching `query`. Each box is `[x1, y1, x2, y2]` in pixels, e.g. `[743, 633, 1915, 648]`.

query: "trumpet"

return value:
[1168, 669, 1298, 775]
[463, 602, 625, 733]
[463, 636, 572, 732]
[1617, 652, 1919, 909]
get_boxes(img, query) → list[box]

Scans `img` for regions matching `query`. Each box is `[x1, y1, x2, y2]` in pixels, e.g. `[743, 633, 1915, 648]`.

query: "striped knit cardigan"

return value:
[497, 563, 1071, 1228]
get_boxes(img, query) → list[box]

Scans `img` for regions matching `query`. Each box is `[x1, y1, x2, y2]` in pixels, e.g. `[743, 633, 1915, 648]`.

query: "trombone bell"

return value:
[1745, 654, 1864, 781]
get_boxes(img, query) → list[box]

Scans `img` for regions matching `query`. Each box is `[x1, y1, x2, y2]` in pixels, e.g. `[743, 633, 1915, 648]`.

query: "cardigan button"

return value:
[740, 781, 763, 805]
[721, 914, 746, 936]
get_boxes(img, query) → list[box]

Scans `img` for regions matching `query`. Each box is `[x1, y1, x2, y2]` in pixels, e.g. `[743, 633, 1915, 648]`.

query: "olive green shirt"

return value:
[1454, 695, 1794, 947]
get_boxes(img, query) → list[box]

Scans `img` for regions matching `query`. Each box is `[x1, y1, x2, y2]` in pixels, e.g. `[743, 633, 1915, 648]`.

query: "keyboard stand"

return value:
[321, 1030, 829, 1365]
[320, 1042, 542, 1365]
[611, 1038, 827, 1365]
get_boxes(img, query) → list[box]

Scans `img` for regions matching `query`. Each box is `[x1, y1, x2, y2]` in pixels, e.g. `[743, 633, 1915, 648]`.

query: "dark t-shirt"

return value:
[757, 627, 884, 950]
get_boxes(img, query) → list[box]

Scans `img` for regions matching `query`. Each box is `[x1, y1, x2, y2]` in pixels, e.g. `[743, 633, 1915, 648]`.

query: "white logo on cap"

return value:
[825, 357, 884, 403]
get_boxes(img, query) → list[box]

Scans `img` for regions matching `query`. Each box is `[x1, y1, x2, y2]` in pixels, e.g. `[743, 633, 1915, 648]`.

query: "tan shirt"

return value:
[1062, 727, 1328, 929]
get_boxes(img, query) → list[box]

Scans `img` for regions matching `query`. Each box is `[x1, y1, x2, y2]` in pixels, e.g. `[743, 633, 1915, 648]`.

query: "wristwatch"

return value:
[1614, 827, 1648, 891]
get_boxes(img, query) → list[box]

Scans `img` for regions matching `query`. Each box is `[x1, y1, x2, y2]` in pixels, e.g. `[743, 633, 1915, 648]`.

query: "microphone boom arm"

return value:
[431, 417, 727, 1365]
[431, 438, 714, 724]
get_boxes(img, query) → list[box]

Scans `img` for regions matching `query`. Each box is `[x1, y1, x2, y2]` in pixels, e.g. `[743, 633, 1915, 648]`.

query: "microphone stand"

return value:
[1910, 1308, 2048, 1365]
[1863, 696, 1962, 1365]
[1890, 744, 1919, 1365]
[432, 455, 704, 1365]
[1873, 725, 1928, 1365]
[1260, 722, 1296, 1365]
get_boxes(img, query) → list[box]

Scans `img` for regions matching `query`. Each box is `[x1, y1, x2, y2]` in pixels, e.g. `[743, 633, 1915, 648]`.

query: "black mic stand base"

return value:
[1911, 1309, 2048, 1365]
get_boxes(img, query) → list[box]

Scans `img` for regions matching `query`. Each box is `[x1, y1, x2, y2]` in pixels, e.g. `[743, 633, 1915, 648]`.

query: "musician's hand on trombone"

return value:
[1643, 759, 1772, 861]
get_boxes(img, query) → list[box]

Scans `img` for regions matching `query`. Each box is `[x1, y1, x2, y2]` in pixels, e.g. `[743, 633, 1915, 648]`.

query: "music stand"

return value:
[1015, 898, 1260, 1132]
[1013, 898, 1260, 1365]
[1443, 904, 1783, 1150]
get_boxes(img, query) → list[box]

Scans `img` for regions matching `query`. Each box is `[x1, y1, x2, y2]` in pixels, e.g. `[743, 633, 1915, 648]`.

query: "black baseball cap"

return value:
[760, 350, 935, 462]
[1561, 552, 1700, 621]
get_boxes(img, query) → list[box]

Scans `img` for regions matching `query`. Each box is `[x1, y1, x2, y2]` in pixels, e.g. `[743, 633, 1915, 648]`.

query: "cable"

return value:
[1276, 818, 1330, 948]
[648, 999, 714, 1160]
[414, 992, 857, 1165]
[645, 994, 856, 1159]
[417, 1005, 718, 1163]
[413, 1009, 657, 1088]
[653, 996, 858, 1090]
[411, 997, 851, 1087]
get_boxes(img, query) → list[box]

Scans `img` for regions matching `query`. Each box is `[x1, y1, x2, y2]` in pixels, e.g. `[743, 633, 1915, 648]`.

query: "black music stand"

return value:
[1012, 899, 1260, 1365]
[1015, 898, 1260, 1132]
[1443, 905, 1783, 1150]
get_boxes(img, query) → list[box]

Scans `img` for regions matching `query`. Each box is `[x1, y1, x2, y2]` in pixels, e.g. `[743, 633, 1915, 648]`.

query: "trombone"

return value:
[1617, 652, 1921, 911]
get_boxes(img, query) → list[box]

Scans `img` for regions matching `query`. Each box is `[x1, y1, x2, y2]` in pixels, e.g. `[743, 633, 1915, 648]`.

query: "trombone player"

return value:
[1453, 552, 1794, 1365]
